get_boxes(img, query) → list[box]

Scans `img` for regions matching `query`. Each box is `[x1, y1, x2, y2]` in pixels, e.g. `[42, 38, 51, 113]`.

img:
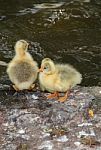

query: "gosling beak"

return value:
[38, 67, 44, 72]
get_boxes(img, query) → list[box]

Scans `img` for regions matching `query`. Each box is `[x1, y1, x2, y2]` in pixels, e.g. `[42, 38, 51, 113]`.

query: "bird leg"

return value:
[58, 90, 70, 102]
[28, 84, 35, 90]
[12, 85, 19, 91]
[46, 92, 59, 99]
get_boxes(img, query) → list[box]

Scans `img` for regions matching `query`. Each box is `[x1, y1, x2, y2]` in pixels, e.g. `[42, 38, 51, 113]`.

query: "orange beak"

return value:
[38, 67, 44, 72]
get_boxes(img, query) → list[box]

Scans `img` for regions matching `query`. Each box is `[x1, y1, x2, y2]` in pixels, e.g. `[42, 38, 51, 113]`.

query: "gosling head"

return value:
[15, 40, 29, 56]
[39, 58, 56, 75]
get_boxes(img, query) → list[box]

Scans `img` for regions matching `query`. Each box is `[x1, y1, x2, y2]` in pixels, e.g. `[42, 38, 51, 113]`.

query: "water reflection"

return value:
[0, 0, 101, 86]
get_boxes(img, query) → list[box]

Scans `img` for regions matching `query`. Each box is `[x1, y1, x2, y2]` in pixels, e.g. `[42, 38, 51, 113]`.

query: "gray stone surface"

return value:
[0, 86, 101, 150]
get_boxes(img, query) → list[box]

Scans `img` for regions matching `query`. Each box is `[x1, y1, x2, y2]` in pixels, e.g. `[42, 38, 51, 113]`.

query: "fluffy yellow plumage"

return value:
[39, 58, 82, 102]
[7, 40, 38, 91]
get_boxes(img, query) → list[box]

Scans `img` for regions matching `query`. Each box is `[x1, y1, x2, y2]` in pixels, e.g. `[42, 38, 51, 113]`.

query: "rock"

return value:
[56, 135, 69, 142]
[0, 86, 101, 150]
[38, 141, 54, 150]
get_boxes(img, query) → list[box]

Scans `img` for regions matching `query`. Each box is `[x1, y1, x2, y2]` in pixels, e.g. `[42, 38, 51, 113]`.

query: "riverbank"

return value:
[0, 86, 101, 150]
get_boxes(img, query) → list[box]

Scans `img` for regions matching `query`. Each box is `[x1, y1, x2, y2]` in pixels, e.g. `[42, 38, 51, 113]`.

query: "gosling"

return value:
[39, 58, 82, 102]
[7, 40, 38, 91]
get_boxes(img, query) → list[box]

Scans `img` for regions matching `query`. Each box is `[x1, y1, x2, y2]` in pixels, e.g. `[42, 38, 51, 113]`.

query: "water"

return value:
[0, 0, 101, 86]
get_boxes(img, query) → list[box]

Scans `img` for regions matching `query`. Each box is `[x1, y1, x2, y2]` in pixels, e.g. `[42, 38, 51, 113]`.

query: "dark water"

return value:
[0, 0, 101, 86]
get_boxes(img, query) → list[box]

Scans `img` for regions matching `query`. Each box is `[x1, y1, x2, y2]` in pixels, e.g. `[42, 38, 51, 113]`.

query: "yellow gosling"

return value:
[39, 58, 82, 102]
[7, 40, 38, 91]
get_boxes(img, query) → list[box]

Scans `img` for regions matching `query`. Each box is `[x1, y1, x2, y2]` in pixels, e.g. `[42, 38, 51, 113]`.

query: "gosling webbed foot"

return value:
[28, 84, 35, 90]
[46, 92, 59, 99]
[58, 91, 70, 102]
[58, 96, 67, 102]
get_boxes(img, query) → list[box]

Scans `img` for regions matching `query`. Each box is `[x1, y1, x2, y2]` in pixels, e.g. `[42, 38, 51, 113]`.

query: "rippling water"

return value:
[0, 0, 101, 86]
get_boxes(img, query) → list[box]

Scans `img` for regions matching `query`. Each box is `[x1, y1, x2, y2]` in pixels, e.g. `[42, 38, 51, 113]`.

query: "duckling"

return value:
[39, 58, 82, 102]
[7, 40, 38, 91]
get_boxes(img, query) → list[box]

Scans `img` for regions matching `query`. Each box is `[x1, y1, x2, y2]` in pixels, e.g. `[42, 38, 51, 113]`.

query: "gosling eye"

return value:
[44, 66, 48, 70]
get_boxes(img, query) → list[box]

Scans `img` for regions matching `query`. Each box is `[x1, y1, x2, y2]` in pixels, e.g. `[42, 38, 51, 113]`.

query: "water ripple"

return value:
[16, 8, 40, 16]
[34, 2, 65, 9]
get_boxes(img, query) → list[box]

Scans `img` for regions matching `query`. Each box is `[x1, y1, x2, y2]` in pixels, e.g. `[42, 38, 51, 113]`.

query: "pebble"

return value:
[56, 135, 69, 142]
[78, 122, 92, 127]
[32, 94, 38, 99]
[38, 141, 54, 150]
[17, 129, 25, 134]
[74, 141, 81, 146]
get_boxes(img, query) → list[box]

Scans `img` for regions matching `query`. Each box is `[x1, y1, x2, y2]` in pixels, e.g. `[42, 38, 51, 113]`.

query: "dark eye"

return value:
[44, 66, 47, 69]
